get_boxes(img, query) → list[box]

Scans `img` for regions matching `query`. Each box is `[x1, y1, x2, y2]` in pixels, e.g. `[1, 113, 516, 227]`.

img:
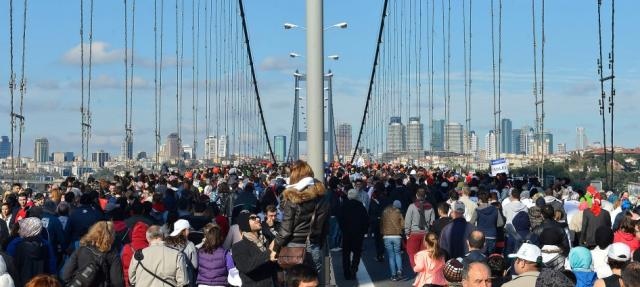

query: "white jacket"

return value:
[0, 256, 14, 287]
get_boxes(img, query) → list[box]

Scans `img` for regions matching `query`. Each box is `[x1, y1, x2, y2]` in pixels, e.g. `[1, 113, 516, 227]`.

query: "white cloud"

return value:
[61, 41, 123, 65]
[259, 56, 297, 71]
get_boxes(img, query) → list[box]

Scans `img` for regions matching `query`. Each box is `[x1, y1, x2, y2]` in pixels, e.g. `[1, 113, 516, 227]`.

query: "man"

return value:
[440, 201, 475, 260]
[471, 190, 503, 255]
[459, 187, 478, 222]
[462, 262, 492, 287]
[128, 225, 189, 286]
[261, 205, 281, 243]
[232, 212, 278, 286]
[502, 189, 528, 227]
[12, 192, 30, 224]
[337, 189, 369, 280]
[431, 202, 452, 237]
[622, 262, 640, 287]
[463, 230, 486, 266]
[354, 179, 370, 210]
[286, 264, 319, 287]
[405, 188, 435, 268]
[531, 204, 570, 255]
[594, 242, 630, 287]
[502, 243, 541, 287]
[66, 193, 103, 247]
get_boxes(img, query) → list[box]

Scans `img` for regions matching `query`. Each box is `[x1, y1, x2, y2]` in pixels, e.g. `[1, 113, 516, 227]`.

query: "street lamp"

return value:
[289, 53, 340, 61]
[283, 22, 348, 31]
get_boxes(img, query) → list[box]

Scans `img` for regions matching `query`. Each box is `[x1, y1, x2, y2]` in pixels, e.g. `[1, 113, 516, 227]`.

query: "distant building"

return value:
[165, 133, 181, 160]
[511, 129, 521, 154]
[431, 119, 445, 151]
[182, 145, 193, 160]
[91, 150, 110, 168]
[34, 138, 49, 163]
[576, 127, 588, 151]
[469, 131, 479, 157]
[274, 135, 287, 163]
[485, 130, 497, 161]
[406, 117, 424, 152]
[217, 135, 228, 158]
[121, 136, 133, 160]
[557, 143, 567, 154]
[337, 123, 352, 157]
[445, 122, 464, 154]
[52, 152, 66, 163]
[501, 118, 513, 154]
[136, 151, 147, 160]
[0, 136, 10, 158]
[204, 136, 218, 160]
[387, 117, 406, 152]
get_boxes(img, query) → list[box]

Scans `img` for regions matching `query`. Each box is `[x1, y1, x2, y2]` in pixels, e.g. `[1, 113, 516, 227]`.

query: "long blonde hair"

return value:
[80, 221, 115, 253]
[423, 232, 442, 259]
[289, 160, 315, 184]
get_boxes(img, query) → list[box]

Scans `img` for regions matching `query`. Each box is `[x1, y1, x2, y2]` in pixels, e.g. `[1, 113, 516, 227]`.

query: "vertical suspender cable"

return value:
[608, 0, 615, 187]
[16, 0, 28, 178]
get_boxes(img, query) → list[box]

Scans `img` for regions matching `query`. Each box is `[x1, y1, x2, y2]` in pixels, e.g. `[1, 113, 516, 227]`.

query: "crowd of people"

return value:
[0, 160, 639, 287]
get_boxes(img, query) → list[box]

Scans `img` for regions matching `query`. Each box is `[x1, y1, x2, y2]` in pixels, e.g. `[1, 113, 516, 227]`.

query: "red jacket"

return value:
[613, 230, 640, 252]
[121, 222, 149, 287]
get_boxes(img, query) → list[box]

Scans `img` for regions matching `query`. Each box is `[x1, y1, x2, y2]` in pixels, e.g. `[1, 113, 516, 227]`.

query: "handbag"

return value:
[277, 203, 319, 269]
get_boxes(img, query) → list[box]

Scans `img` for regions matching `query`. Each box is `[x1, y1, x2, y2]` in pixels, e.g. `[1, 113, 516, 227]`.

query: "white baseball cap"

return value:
[170, 219, 192, 237]
[608, 242, 631, 262]
[508, 243, 541, 263]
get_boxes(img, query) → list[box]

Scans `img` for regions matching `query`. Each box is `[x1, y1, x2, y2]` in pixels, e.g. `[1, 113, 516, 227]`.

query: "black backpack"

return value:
[66, 247, 107, 287]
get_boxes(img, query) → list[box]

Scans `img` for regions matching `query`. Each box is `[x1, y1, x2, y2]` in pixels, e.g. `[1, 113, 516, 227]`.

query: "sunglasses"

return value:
[249, 215, 261, 221]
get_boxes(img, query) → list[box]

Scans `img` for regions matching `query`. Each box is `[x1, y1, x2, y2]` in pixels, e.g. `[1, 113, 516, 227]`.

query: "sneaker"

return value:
[390, 275, 398, 281]
[330, 247, 342, 252]
[396, 272, 404, 280]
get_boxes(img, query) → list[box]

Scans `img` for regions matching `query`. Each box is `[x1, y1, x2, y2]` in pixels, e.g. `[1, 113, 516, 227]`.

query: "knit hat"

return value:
[18, 217, 43, 238]
[535, 197, 546, 208]
[535, 268, 574, 287]
[443, 257, 464, 283]
[393, 200, 402, 209]
[237, 212, 252, 232]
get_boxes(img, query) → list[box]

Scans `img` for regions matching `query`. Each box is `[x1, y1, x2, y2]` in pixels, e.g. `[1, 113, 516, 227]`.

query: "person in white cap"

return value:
[502, 243, 541, 287]
[165, 219, 198, 277]
[594, 242, 630, 287]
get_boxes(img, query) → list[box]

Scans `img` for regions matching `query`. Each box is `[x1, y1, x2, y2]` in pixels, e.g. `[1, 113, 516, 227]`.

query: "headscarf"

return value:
[18, 217, 43, 238]
[286, 177, 315, 191]
[569, 246, 593, 272]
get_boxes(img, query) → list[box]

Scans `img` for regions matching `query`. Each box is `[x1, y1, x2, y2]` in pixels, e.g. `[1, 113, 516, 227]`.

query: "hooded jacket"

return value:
[121, 222, 149, 287]
[61, 245, 124, 287]
[613, 230, 640, 252]
[273, 181, 329, 253]
[473, 203, 504, 238]
[503, 200, 528, 225]
[0, 256, 14, 287]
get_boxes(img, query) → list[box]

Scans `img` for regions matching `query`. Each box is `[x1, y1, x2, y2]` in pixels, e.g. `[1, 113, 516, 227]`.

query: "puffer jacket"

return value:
[121, 222, 149, 287]
[197, 247, 229, 286]
[61, 245, 124, 287]
[273, 181, 330, 253]
[380, 206, 404, 236]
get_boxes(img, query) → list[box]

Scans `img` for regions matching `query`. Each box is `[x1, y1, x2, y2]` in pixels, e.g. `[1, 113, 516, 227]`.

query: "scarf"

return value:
[286, 177, 315, 191]
[591, 198, 602, 217]
[243, 232, 267, 252]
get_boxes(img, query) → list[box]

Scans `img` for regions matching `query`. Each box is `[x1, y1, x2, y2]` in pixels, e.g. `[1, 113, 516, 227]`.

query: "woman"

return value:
[61, 221, 124, 287]
[165, 219, 198, 284]
[569, 246, 598, 287]
[381, 200, 405, 281]
[6, 217, 56, 287]
[613, 216, 640, 252]
[0, 203, 12, 230]
[272, 160, 329, 272]
[581, 197, 612, 248]
[592, 226, 615, 279]
[120, 222, 149, 287]
[198, 225, 233, 287]
[413, 232, 447, 287]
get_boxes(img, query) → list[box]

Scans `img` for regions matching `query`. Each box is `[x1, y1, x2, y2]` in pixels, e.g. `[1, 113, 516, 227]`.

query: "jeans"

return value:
[329, 216, 342, 249]
[484, 238, 496, 255]
[383, 237, 403, 277]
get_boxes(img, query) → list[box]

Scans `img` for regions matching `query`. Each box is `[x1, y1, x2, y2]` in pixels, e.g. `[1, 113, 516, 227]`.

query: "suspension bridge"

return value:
[4, 0, 623, 190]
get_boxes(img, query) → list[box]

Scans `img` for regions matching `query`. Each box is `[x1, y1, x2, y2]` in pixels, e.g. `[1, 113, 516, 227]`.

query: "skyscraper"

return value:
[445, 122, 464, 154]
[0, 136, 10, 158]
[274, 135, 287, 163]
[557, 143, 567, 154]
[526, 128, 536, 156]
[34, 138, 49, 162]
[387, 117, 406, 152]
[406, 117, 424, 152]
[217, 135, 228, 158]
[204, 136, 218, 160]
[576, 127, 588, 150]
[165, 133, 181, 160]
[485, 130, 497, 160]
[501, 118, 513, 154]
[511, 129, 521, 154]
[121, 136, 133, 160]
[469, 131, 479, 157]
[91, 150, 110, 167]
[537, 132, 554, 155]
[337, 123, 352, 157]
[431, 119, 445, 151]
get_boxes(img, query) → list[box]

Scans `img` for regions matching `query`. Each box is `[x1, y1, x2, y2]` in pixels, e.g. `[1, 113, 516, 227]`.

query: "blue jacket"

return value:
[41, 212, 66, 252]
[66, 205, 103, 243]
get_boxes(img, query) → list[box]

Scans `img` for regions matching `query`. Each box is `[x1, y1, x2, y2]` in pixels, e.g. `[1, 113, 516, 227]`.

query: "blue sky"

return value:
[0, 0, 638, 158]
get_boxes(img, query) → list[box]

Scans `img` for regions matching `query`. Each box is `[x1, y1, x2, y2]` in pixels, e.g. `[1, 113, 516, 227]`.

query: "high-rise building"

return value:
[165, 133, 181, 160]
[0, 136, 10, 158]
[485, 130, 497, 160]
[121, 136, 133, 160]
[536, 132, 554, 155]
[557, 143, 567, 154]
[204, 136, 218, 160]
[336, 123, 352, 157]
[406, 117, 424, 152]
[431, 119, 445, 151]
[217, 135, 228, 158]
[52, 152, 66, 163]
[387, 117, 406, 152]
[91, 150, 110, 167]
[469, 131, 479, 157]
[511, 129, 521, 154]
[526, 128, 536, 156]
[576, 127, 588, 150]
[445, 122, 464, 154]
[34, 138, 49, 163]
[274, 135, 287, 162]
[182, 145, 193, 159]
[501, 118, 513, 154]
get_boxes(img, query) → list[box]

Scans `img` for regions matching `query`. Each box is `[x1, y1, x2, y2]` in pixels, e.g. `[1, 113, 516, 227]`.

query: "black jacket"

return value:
[337, 199, 369, 239]
[273, 181, 329, 253]
[232, 238, 278, 287]
[61, 245, 124, 287]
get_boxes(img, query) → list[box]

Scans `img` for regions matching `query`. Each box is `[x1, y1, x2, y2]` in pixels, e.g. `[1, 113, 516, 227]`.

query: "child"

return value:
[413, 232, 447, 287]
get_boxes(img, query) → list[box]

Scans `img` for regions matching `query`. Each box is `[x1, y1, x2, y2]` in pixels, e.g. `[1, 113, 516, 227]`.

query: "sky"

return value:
[0, 0, 638, 158]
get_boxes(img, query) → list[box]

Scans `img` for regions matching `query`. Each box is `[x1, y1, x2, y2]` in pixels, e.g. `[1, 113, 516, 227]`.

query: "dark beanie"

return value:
[539, 228, 563, 246]
[595, 225, 614, 249]
[237, 212, 252, 232]
[535, 197, 546, 208]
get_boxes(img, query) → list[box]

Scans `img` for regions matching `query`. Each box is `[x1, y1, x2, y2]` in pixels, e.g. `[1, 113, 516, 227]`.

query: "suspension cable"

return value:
[9, 0, 16, 180]
[16, 0, 27, 176]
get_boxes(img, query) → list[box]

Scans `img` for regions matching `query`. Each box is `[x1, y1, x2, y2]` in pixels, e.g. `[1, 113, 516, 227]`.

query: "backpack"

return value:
[178, 246, 197, 287]
[66, 247, 107, 287]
